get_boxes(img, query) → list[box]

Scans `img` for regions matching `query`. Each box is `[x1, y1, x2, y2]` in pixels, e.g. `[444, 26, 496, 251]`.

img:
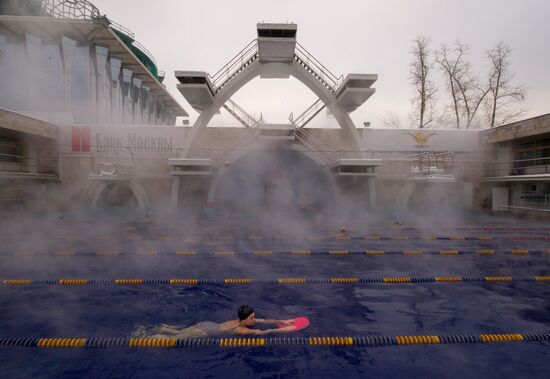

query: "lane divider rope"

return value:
[2, 249, 549, 257]
[0, 332, 548, 348]
[7, 235, 550, 243]
[2, 276, 550, 286]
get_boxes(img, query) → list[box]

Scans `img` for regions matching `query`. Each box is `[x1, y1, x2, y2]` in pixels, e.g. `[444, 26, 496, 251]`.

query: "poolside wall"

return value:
[51, 124, 486, 213]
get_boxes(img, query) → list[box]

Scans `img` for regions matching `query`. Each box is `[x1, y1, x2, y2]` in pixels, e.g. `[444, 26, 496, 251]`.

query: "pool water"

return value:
[0, 215, 549, 378]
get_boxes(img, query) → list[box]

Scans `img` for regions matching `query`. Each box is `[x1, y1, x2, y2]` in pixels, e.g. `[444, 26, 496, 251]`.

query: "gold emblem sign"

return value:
[415, 131, 428, 145]
[405, 131, 437, 147]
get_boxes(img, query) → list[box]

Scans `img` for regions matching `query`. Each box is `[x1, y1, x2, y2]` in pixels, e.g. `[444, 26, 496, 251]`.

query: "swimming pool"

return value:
[0, 214, 549, 378]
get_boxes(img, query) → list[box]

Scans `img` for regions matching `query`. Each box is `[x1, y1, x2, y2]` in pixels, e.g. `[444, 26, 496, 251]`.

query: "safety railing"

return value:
[215, 127, 260, 164]
[223, 99, 261, 129]
[209, 39, 259, 92]
[485, 156, 550, 177]
[91, 147, 135, 177]
[0, 153, 58, 176]
[293, 128, 334, 164]
[410, 152, 454, 176]
[289, 98, 326, 129]
[294, 42, 343, 93]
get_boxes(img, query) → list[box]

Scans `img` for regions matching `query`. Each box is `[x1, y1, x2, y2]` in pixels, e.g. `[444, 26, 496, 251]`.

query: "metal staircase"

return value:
[289, 98, 326, 129]
[292, 124, 341, 165]
[206, 40, 343, 96]
[294, 42, 343, 94]
[208, 40, 259, 94]
[222, 98, 261, 128]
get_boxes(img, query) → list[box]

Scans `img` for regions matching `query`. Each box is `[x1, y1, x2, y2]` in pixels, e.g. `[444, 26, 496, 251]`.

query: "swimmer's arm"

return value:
[254, 318, 278, 325]
[236, 326, 295, 335]
[255, 318, 293, 325]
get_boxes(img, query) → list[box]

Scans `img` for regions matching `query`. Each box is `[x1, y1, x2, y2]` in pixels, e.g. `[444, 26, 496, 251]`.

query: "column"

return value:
[368, 177, 377, 209]
[61, 35, 76, 112]
[170, 176, 180, 209]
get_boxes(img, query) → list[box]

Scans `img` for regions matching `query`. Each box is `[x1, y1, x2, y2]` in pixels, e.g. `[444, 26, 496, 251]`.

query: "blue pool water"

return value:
[0, 215, 549, 378]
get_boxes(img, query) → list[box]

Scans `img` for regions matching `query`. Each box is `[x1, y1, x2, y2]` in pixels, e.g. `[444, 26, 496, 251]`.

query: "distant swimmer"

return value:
[338, 228, 349, 238]
[131, 305, 306, 339]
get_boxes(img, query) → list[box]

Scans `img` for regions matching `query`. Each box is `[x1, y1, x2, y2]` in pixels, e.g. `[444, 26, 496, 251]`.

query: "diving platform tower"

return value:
[171, 23, 380, 207]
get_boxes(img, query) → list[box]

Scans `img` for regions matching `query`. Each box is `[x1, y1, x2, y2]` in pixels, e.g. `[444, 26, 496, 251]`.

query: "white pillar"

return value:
[61, 35, 76, 112]
[109, 57, 122, 123]
[121, 68, 132, 124]
[132, 77, 142, 125]
[170, 176, 180, 209]
[368, 177, 377, 208]
[93, 45, 109, 124]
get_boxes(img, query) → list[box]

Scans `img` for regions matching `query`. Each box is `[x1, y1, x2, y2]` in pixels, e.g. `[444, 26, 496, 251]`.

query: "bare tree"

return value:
[436, 41, 490, 129]
[486, 42, 526, 127]
[435, 43, 463, 128]
[381, 112, 402, 128]
[410, 36, 437, 129]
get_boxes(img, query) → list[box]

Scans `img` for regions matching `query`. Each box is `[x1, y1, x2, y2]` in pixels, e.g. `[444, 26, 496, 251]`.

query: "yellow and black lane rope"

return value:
[1, 332, 548, 349]
[2, 275, 550, 286]
[2, 249, 548, 257]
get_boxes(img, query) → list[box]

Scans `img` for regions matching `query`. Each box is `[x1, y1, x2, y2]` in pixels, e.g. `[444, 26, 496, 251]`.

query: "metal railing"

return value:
[0, 152, 58, 175]
[209, 39, 259, 91]
[410, 152, 454, 176]
[41, 0, 104, 21]
[294, 42, 343, 93]
[109, 19, 160, 79]
[223, 98, 261, 129]
[289, 98, 326, 129]
[91, 147, 135, 177]
[485, 157, 550, 177]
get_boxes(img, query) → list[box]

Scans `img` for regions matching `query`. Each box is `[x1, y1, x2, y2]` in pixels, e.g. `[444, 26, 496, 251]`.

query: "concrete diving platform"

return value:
[335, 74, 377, 113]
[259, 124, 295, 140]
[332, 158, 382, 176]
[257, 23, 297, 70]
[168, 158, 215, 175]
[175, 71, 215, 112]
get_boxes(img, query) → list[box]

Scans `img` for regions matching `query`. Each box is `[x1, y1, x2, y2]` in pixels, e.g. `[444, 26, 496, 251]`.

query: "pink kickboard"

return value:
[277, 317, 309, 331]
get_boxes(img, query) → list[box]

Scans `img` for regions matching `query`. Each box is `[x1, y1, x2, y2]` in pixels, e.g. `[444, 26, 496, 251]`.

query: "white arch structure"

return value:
[181, 59, 364, 157]
[89, 180, 150, 209]
[172, 24, 379, 208]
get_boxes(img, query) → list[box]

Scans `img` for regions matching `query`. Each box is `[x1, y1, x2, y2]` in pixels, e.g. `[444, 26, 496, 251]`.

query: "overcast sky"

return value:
[93, 0, 549, 128]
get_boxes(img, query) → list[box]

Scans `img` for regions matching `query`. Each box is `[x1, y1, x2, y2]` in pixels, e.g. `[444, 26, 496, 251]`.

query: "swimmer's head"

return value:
[238, 305, 255, 326]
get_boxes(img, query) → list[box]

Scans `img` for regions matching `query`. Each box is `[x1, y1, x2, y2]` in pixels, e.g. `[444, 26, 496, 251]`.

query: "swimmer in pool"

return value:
[132, 305, 296, 338]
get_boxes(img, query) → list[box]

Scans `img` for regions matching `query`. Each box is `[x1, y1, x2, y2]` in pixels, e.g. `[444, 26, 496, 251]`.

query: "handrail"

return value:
[108, 19, 135, 39]
[209, 39, 259, 89]
[295, 42, 343, 91]
[294, 131, 332, 164]
[485, 156, 550, 177]
[224, 99, 260, 128]
[294, 128, 335, 163]
[486, 156, 550, 166]
[109, 19, 159, 77]
[93, 147, 135, 176]
[217, 128, 259, 163]
[498, 205, 550, 213]
[289, 98, 325, 129]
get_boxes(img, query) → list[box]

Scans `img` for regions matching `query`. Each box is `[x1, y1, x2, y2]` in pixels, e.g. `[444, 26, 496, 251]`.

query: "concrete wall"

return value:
[52, 124, 489, 211]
